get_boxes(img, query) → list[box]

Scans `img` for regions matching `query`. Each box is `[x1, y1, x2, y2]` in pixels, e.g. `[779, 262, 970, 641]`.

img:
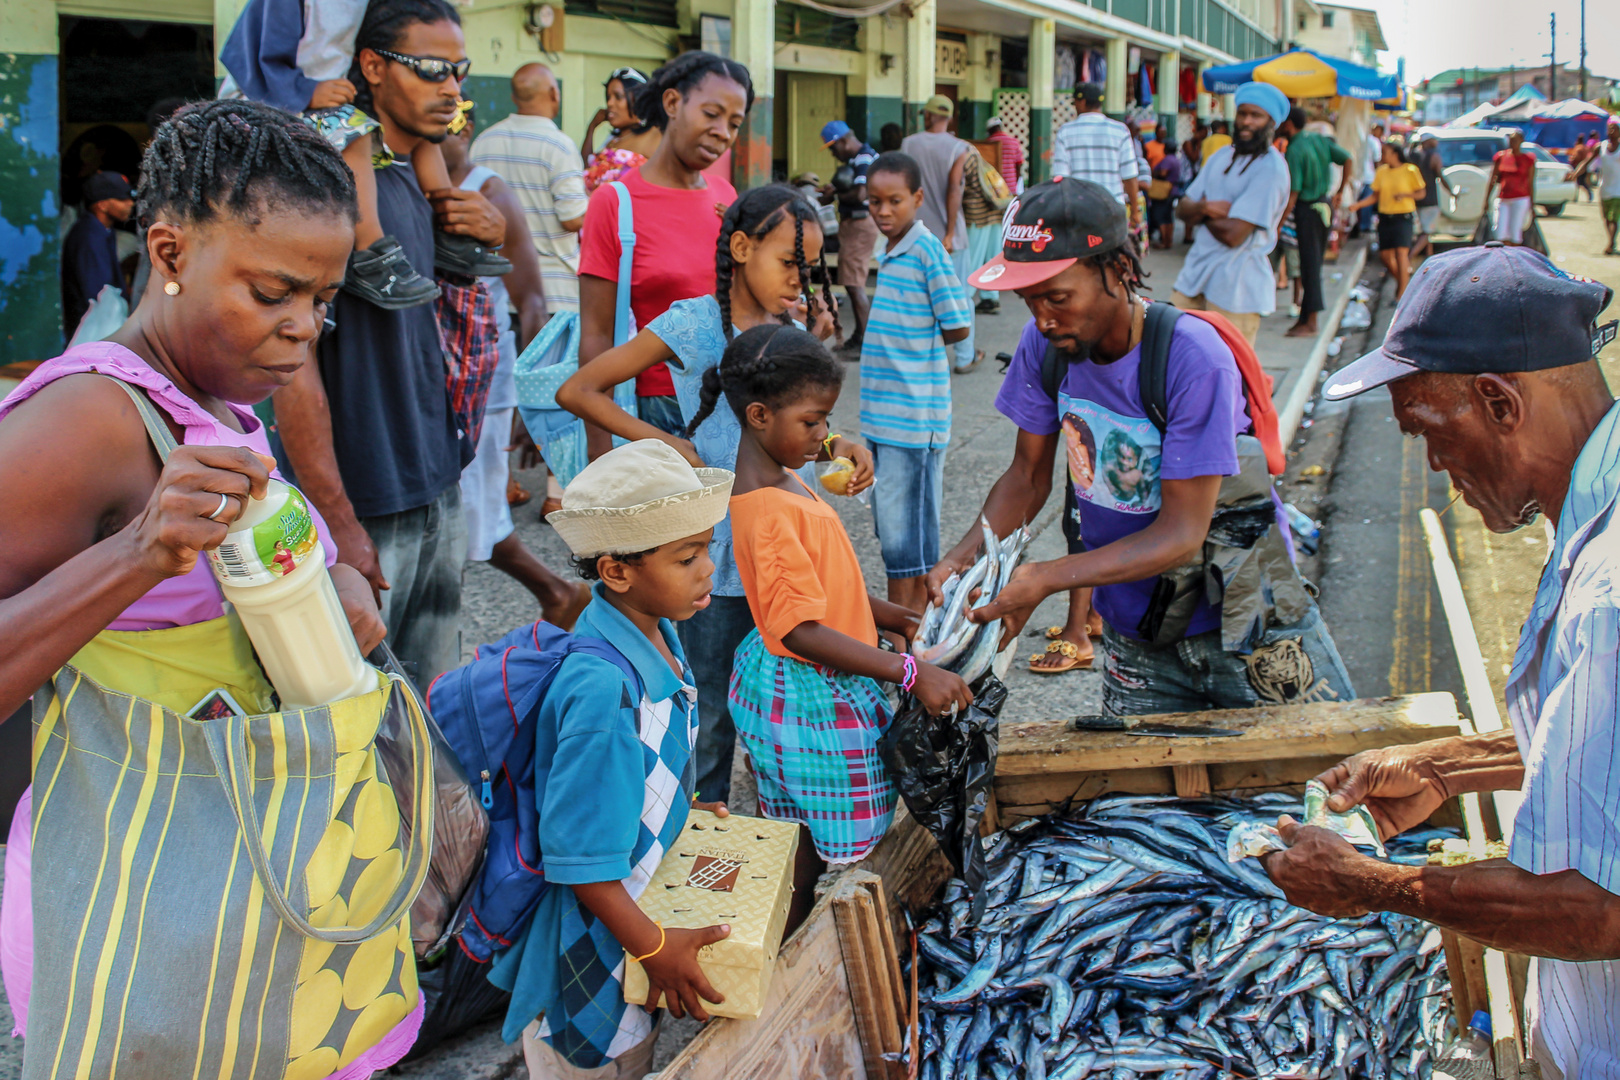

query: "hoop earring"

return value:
[164, 281, 181, 296]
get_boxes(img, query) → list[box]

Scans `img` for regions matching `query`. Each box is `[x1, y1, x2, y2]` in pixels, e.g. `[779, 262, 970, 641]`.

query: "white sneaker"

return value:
[1288, 304, 1301, 319]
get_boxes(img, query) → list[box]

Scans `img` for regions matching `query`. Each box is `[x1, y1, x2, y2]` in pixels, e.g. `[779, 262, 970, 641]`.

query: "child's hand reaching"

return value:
[826, 437, 874, 496]
[913, 662, 974, 717]
[308, 79, 357, 110]
[641, 924, 731, 1020]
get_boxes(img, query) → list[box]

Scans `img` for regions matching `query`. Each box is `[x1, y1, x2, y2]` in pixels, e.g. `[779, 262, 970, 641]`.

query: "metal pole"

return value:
[1550, 11, 1557, 99]
[1581, 0, 1588, 100]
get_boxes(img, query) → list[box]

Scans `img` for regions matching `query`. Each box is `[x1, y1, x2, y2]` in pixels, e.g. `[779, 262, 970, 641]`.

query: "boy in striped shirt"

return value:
[860, 152, 974, 611]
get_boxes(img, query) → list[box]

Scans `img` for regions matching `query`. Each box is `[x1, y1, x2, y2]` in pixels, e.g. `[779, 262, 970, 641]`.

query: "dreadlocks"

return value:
[1080, 243, 1150, 299]
[348, 0, 462, 116]
[136, 99, 357, 229]
[713, 184, 839, 346]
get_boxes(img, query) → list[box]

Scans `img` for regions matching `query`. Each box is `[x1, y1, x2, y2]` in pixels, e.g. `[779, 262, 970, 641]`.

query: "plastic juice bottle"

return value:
[206, 479, 377, 708]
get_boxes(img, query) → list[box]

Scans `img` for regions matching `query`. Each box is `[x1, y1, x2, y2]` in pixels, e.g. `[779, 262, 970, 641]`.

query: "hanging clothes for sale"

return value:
[1139, 65, 1153, 109]
[1055, 46, 1077, 93]
[1090, 50, 1107, 91]
[1180, 67, 1197, 109]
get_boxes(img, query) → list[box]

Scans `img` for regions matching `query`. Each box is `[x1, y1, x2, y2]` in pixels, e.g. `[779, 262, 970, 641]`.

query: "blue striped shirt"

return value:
[1505, 400, 1620, 1077]
[469, 114, 588, 312]
[858, 222, 972, 449]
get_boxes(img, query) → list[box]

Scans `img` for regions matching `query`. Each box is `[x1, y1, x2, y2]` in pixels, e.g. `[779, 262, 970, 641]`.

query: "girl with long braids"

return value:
[0, 100, 422, 1078]
[716, 326, 973, 929]
[576, 51, 754, 443]
[559, 183, 869, 809]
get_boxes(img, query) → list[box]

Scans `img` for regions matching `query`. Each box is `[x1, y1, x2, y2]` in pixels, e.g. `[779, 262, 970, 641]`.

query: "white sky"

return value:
[1351, 0, 1620, 85]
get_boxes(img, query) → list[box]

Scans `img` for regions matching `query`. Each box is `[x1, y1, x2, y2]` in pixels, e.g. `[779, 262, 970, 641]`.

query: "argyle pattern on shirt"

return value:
[537, 683, 698, 1067]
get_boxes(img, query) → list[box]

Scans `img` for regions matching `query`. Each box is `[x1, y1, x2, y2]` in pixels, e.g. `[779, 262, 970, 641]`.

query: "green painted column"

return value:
[731, 0, 774, 189]
[1028, 18, 1055, 184]
[1157, 49, 1180, 134]
[902, 0, 935, 134]
[0, 8, 62, 358]
[1196, 59, 1213, 121]
[1105, 37, 1128, 119]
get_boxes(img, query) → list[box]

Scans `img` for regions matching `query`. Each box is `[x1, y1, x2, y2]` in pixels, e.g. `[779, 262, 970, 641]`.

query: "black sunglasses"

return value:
[373, 48, 470, 83]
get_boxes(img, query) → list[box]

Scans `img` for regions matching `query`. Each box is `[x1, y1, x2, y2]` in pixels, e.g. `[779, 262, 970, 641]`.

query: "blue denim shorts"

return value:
[867, 441, 946, 579]
[1100, 602, 1355, 715]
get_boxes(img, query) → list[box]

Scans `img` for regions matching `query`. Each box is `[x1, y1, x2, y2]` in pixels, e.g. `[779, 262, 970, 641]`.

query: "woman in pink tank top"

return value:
[0, 101, 418, 1078]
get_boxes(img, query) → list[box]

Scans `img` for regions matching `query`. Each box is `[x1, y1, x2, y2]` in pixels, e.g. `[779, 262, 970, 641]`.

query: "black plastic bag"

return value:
[878, 673, 1006, 921]
[401, 944, 512, 1061]
[370, 641, 491, 958]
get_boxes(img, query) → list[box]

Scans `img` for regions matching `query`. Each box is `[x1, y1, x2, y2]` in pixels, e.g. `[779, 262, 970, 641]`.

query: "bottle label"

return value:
[208, 486, 319, 585]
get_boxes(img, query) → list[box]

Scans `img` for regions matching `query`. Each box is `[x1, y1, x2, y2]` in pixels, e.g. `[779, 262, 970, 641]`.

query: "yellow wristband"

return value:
[823, 433, 841, 456]
[630, 921, 666, 964]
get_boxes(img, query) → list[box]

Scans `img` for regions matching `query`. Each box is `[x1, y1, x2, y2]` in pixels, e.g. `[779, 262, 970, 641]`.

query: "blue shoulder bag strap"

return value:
[608, 180, 636, 348]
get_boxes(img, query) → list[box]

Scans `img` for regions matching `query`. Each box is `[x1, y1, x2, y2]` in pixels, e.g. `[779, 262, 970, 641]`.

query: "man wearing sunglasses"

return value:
[275, 0, 510, 691]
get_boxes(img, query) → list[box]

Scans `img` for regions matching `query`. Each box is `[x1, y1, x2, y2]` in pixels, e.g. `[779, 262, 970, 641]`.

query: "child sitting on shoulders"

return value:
[860, 151, 974, 614]
[219, 0, 510, 309]
[702, 324, 974, 929]
[488, 439, 734, 1079]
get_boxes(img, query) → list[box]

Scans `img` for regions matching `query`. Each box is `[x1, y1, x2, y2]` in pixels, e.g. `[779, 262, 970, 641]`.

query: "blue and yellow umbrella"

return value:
[1203, 49, 1398, 102]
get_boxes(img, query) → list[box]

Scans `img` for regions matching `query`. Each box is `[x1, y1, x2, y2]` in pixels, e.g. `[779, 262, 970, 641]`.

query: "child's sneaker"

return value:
[343, 235, 440, 309]
[435, 230, 513, 277]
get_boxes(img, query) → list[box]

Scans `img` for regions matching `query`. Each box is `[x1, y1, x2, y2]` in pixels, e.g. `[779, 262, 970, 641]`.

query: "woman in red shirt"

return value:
[578, 52, 753, 448]
[1489, 129, 1537, 245]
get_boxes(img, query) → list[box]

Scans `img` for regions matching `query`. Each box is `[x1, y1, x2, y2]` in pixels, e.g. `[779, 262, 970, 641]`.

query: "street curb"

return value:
[1277, 241, 1371, 443]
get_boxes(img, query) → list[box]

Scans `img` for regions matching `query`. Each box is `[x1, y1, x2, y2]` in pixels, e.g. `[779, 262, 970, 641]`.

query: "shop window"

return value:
[567, 0, 680, 28]
[775, 3, 860, 51]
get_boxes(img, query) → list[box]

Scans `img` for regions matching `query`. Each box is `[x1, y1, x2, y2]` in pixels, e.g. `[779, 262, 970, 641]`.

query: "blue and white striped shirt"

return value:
[469, 114, 588, 313]
[1506, 400, 1620, 1078]
[858, 221, 972, 449]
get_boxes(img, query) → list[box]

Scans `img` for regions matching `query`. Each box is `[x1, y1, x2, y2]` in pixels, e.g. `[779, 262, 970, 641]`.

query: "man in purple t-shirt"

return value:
[931, 178, 1354, 714]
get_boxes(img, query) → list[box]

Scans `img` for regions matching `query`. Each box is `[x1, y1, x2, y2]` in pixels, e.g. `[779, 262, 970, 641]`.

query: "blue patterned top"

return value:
[648, 296, 813, 597]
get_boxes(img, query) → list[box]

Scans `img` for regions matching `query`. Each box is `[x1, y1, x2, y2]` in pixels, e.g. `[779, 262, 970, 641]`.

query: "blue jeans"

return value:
[676, 594, 756, 806]
[638, 394, 685, 437]
[1100, 603, 1355, 715]
[361, 485, 467, 693]
[868, 441, 946, 579]
[948, 245, 977, 369]
[1356, 183, 1376, 234]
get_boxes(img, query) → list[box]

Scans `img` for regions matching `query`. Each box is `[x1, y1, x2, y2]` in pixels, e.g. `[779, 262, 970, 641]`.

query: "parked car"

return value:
[1413, 128, 1572, 241]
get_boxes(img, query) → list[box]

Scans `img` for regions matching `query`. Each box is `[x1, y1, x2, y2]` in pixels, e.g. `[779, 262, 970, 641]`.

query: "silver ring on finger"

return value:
[208, 492, 232, 522]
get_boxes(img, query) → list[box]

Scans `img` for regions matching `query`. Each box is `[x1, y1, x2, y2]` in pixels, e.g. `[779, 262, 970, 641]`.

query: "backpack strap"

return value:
[1137, 301, 1182, 437]
[1039, 342, 1065, 404]
[608, 180, 636, 348]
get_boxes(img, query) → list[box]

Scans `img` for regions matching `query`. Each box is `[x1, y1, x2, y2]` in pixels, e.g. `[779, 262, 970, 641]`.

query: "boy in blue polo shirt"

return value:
[489, 440, 736, 1078]
[860, 151, 974, 612]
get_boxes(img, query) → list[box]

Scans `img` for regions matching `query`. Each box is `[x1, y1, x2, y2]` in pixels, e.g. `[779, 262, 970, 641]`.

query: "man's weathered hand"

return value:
[427, 188, 507, 246]
[1314, 744, 1450, 841]
[969, 561, 1051, 645]
[1259, 816, 1384, 918]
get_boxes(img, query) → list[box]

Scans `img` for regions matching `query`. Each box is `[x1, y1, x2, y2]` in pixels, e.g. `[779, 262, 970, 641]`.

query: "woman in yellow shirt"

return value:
[1352, 140, 1426, 300]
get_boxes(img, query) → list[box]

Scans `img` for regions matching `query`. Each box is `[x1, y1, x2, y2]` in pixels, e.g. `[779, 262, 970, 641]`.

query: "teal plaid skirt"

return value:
[728, 629, 896, 863]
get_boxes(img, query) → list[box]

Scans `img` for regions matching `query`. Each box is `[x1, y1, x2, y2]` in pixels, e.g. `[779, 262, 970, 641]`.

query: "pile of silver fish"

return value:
[913, 520, 1031, 687]
[911, 793, 1459, 1080]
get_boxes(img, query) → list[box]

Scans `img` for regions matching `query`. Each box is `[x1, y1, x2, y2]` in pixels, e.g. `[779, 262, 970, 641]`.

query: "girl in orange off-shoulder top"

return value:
[683, 324, 973, 929]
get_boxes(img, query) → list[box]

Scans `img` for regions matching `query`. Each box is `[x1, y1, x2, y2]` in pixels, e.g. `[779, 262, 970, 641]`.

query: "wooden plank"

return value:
[657, 877, 866, 1080]
[1441, 929, 1482, 1033]
[832, 874, 904, 1080]
[996, 694, 1462, 776]
[853, 805, 953, 945]
[1486, 948, 1524, 1079]
[1172, 763, 1212, 797]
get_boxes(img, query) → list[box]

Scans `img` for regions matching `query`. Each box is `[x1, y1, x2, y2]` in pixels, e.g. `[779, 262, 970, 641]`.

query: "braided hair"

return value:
[632, 51, 754, 133]
[681, 325, 843, 441]
[136, 99, 357, 229]
[348, 0, 462, 116]
[1079, 242, 1150, 299]
[714, 184, 838, 345]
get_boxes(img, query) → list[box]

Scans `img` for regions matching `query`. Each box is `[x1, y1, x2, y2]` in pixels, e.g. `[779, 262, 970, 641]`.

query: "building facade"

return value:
[1, 0, 1283, 358]
[1290, 2, 1383, 69]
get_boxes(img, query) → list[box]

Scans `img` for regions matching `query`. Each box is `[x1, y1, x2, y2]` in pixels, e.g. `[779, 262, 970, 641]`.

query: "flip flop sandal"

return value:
[1087, 612, 1105, 639]
[1044, 625, 1066, 639]
[507, 478, 532, 507]
[1029, 639, 1091, 674]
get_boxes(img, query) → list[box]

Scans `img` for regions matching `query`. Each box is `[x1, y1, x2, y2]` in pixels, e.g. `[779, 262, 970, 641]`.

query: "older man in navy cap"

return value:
[1264, 243, 1620, 1078]
[1173, 82, 1293, 345]
[821, 119, 879, 350]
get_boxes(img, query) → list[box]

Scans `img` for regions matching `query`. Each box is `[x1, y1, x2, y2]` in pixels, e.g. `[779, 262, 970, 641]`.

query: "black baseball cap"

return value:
[1075, 83, 1104, 106]
[83, 171, 134, 204]
[1324, 243, 1615, 401]
[967, 177, 1129, 292]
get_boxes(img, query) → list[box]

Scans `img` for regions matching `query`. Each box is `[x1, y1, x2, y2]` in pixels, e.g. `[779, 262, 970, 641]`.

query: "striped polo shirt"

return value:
[858, 221, 972, 449]
[1504, 401, 1620, 1076]
[469, 113, 589, 312]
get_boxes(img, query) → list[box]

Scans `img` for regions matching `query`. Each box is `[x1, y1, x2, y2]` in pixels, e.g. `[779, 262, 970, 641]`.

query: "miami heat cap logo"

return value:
[1003, 217, 1054, 253]
[686, 854, 745, 892]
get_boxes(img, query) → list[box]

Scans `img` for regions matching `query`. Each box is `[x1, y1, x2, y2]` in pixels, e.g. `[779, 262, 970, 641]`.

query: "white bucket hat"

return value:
[547, 439, 734, 558]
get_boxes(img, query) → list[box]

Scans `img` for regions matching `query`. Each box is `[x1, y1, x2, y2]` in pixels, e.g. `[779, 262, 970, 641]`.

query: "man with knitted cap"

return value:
[1173, 81, 1293, 344]
[494, 438, 735, 1078]
[1262, 244, 1620, 1079]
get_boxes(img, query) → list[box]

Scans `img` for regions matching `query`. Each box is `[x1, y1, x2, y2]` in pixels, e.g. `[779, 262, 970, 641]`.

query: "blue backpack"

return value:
[426, 619, 642, 962]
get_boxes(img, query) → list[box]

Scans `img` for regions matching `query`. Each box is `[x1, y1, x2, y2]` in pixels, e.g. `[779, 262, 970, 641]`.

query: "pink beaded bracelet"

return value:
[900, 654, 918, 693]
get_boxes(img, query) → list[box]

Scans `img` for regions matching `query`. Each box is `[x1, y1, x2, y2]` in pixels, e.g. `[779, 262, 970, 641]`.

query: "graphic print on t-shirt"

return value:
[1058, 392, 1162, 514]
